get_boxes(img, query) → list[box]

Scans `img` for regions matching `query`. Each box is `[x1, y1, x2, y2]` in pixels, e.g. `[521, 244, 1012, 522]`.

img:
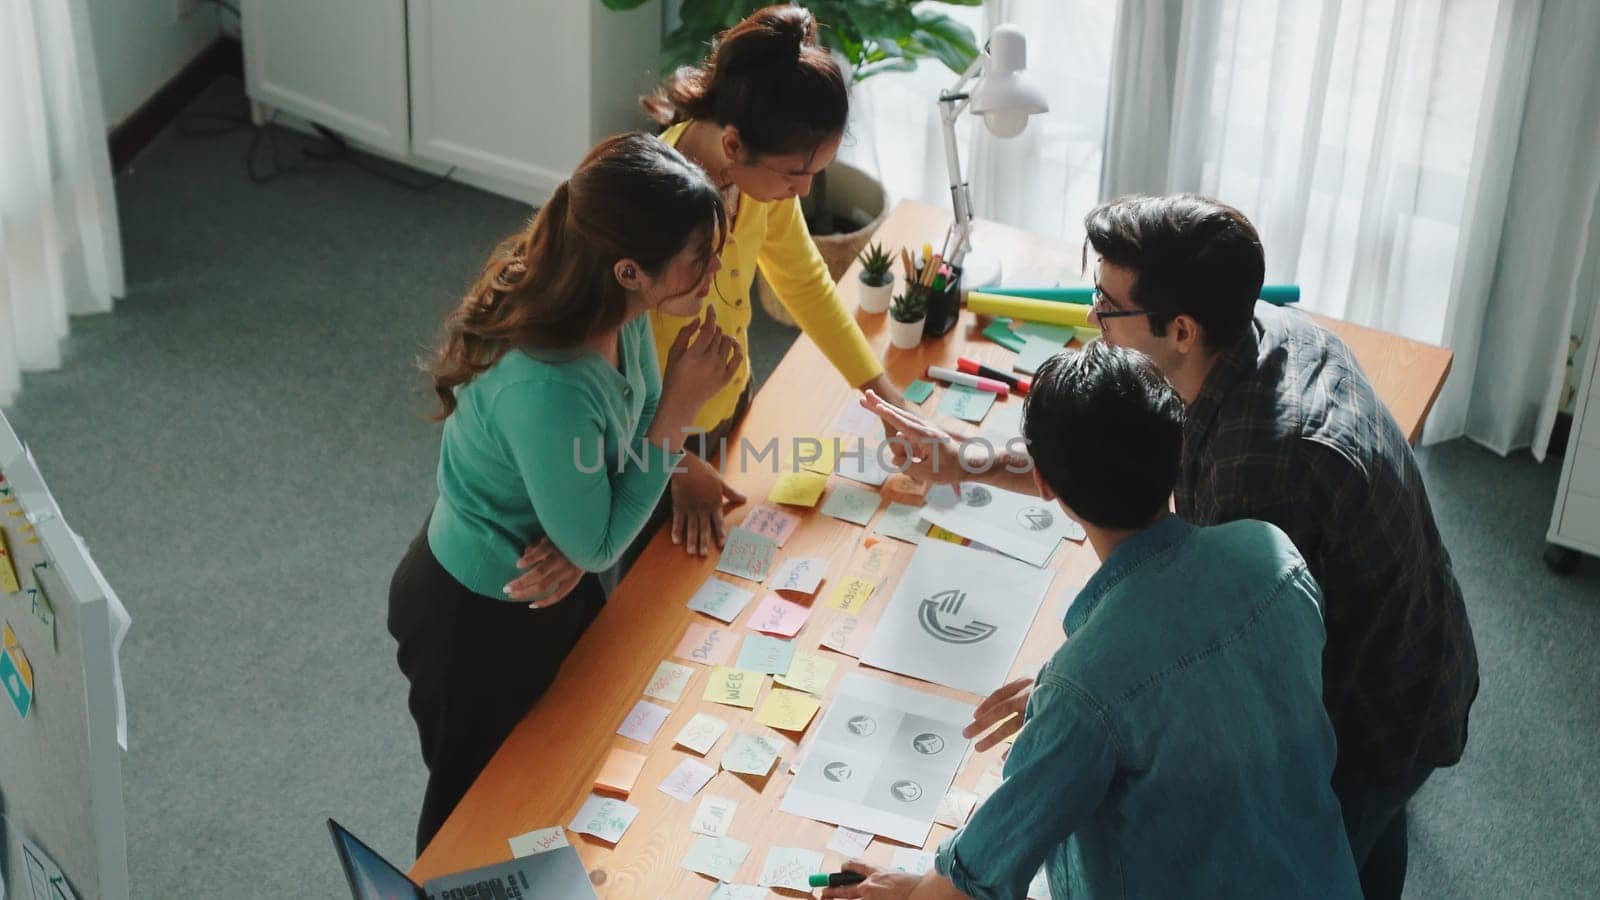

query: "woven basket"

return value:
[756, 161, 888, 326]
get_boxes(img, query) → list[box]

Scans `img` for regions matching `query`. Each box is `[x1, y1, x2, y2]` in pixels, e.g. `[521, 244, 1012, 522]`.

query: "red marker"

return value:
[926, 365, 1009, 397]
[957, 357, 1030, 394]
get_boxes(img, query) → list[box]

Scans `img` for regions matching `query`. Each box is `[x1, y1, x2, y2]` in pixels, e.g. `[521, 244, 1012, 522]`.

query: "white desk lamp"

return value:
[938, 24, 1049, 288]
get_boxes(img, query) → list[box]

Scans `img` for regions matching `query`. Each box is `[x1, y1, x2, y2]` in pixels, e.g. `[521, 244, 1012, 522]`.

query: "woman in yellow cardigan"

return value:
[641, 4, 908, 556]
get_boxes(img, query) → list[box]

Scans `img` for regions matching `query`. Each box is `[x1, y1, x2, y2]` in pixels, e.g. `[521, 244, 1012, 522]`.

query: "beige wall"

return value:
[84, 0, 220, 129]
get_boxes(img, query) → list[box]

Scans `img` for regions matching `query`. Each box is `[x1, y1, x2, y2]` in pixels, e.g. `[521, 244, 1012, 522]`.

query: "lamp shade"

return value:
[970, 24, 1048, 138]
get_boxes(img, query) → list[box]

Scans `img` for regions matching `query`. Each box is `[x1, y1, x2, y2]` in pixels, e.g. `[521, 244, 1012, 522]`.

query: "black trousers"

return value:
[387, 521, 605, 855]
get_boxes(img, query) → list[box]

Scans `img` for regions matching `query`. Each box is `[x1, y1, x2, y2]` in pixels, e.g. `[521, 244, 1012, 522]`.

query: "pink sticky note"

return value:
[819, 614, 875, 658]
[674, 623, 735, 666]
[747, 593, 813, 637]
[742, 505, 801, 548]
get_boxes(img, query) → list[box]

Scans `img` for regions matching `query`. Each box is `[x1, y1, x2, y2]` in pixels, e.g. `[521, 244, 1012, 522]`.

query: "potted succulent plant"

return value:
[888, 289, 927, 349]
[856, 241, 895, 314]
[599, 0, 980, 322]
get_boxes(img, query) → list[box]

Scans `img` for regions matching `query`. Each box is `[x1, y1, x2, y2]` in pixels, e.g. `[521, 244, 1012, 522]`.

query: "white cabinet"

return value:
[1548, 294, 1600, 565]
[241, 1, 661, 202]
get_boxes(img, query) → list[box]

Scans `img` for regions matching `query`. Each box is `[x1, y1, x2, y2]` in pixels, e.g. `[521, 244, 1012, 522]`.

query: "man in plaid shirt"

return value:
[858, 194, 1478, 900]
[1080, 194, 1478, 899]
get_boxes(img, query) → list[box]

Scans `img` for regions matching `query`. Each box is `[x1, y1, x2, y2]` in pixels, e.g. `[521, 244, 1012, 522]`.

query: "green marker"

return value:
[808, 871, 867, 888]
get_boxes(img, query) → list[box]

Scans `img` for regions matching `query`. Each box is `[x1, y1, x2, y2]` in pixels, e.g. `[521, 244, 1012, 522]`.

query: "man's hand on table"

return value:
[860, 390, 1037, 493]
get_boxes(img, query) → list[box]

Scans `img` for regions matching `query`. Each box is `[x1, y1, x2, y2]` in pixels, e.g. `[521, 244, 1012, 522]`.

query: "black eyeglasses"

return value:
[1090, 282, 1157, 322]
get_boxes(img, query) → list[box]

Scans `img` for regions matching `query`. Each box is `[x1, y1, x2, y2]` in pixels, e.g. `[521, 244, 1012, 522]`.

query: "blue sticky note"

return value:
[904, 380, 936, 405]
[937, 384, 997, 424]
[820, 483, 882, 526]
[715, 527, 778, 582]
[687, 578, 757, 623]
[1014, 335, 1064, 376]
[1014, 321, 1077, 346]
[737, 634, 797, 675]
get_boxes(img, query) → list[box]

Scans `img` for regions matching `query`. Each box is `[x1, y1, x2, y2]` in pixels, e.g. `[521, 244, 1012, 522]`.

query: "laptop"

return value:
[328, 819, 597, 900]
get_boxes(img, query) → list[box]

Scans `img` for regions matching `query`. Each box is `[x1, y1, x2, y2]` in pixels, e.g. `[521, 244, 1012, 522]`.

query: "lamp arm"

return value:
[938, 55, 987, 268]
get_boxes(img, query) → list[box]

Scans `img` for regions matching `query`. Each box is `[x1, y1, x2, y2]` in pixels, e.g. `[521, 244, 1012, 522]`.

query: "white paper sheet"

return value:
[918, 483, 1084, 567]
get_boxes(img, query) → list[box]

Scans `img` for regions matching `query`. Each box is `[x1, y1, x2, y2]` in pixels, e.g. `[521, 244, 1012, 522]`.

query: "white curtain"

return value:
[837, 0, 1116, 249]
[0, 0, 124, 406]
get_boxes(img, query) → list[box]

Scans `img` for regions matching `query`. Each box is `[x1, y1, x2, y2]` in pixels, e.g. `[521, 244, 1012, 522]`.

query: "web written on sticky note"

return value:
[755, 688, 821, 732]
[716, 527, 778, 582]
[825, 576, 876, 615]
[747, 593, 812, 637]
[674, 623, 735, 666]
[703, 666, 763, 708]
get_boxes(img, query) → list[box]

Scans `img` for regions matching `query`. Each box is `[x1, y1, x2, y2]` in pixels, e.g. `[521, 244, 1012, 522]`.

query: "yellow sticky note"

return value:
[796, 437, 839, 475]
[774, 652, 838, 695]
[926, 525, 966, 545]
[0, 529, 19, 594]
[755, 688, 821, 732]
[825, 577, 877, 616]
[767, 470, 829, 507]
[595, 747, 648, 795]
[703, 666, 763, 708]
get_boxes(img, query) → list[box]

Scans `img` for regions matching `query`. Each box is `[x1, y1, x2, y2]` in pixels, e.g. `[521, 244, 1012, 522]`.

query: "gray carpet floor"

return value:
[4, 80, 1597, 898]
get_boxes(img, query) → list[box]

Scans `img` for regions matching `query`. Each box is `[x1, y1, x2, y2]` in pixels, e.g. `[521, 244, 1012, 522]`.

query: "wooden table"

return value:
[411, 200, 1452, 894]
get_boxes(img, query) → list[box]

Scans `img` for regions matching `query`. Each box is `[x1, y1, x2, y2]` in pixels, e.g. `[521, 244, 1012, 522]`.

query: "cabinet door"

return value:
[241, 0, 410, 156]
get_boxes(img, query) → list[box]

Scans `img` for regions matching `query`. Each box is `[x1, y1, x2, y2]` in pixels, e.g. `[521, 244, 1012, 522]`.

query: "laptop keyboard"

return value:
[435, 874, 527, 900]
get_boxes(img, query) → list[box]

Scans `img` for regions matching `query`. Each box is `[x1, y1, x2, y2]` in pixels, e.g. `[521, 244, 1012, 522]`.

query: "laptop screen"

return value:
[328, 819, 426, 900]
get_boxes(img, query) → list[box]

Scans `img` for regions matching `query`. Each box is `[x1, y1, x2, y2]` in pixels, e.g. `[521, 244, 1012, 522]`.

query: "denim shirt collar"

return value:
[1065, 514, 1196, 637]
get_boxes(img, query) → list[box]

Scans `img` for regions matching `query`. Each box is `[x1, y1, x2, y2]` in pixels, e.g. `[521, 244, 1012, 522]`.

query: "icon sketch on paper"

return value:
[890, 780, 923, 803]
[917, 589, 997, 645]
[1017, 506, 1054, 531]
[911, 732, 946, 755]
[824, 761, 854, 782]
[846, 715, 877, 737]
[960, 485, 992, 508]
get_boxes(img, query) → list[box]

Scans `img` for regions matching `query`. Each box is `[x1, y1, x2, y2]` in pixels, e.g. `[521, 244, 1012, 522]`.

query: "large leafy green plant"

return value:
[601, 0, 981, 82]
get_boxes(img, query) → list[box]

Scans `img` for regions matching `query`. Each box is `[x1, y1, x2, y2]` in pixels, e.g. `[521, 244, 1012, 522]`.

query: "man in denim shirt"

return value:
[832, 344, 1359, 900]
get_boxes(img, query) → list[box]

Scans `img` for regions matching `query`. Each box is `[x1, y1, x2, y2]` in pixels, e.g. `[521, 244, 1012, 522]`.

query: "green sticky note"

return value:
[1014, 321, 1077, 346]
[937, 384, 997, 423]
[904, 379, 935, 405]
[982, 321, 1026, 352]
[1015, 335, 1064, 376]
[820, 483, 882, 526]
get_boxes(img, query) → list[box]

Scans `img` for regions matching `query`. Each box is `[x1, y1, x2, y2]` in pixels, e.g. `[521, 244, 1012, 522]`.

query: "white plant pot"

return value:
[858, 276, 893, 314]
[889, 316, 926, 349]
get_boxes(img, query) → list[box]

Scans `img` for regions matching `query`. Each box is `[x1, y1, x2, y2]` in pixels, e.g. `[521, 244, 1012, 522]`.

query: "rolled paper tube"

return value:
[967, 292, 1095, 328]
[978, 284, 1302, 306]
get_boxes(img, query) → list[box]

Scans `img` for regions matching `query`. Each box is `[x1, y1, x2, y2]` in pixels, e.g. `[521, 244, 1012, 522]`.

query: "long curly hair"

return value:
[425, 133, 725, 418]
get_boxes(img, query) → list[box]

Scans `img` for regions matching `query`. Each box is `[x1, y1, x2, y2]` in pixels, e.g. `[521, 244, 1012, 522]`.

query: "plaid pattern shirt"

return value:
[1176, 304, 1479, 783]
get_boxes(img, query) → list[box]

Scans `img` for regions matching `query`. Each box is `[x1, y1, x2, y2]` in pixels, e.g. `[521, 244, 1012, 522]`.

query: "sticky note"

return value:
[936, 788, 979, 827]
[595, 748, 648, 794]
[1015, 334, 1063, 376]
[827, 826, 874, 856]
[617, 699, 671, 744]
[794, 436, 840, 474]
[687, 578, 756, 623]
[833, 444, 895, 487]
[767, 470, 829, 507]
[508, 826, 568, 857]
[874, 502, 930, 544]
[737, 634, 797, 675]
[643, 660, 696, 703]
[681, 834, 752, 882]
[740, 505, 800, 548]
[983, 320, 1026, 352]
[834, 401, 884, 437]
[0, 529, 19, 594]
[1, 643, 32, 718]
[818, 615, 874, 658]
[774, 651, 838, 695]
[721, 732, 782, 776]
[569, 794, 638, 844]
[770, 556, 827, 594]
[759, 847, 825, 892]
[892, 848, 936, 875]
[937, 383, 996, 423]
[703, 666, 762, 708]
[904, 379, 937, 405]
[824, 577, 876, 615]
[1014, 320, 1077, 345]
[716, 527, 778, 581]
[658, 757, 718, 802]
[755, 688, 821, 732]
[691, 794, 739, 837]
[674, 712, 730, 755]
[747, 593, 812, 637]
[820, 483, 882, 526]
[926, 524, 967, 545]
[674, 623, 735, 666]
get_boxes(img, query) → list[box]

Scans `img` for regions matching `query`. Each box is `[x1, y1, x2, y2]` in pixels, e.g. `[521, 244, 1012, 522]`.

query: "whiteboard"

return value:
[0, 410, 130, 899]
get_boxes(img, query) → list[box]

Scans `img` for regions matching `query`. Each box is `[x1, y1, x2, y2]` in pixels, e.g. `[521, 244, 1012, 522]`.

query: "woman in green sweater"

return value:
[387, 133, 740, 853]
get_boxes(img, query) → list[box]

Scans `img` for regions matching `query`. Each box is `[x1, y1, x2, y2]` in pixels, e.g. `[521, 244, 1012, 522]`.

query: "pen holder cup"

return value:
[918, 266, 962, 339]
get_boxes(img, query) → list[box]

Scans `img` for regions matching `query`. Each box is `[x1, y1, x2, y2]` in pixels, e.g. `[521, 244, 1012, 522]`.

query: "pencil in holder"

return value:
[919, 264, 962, 338]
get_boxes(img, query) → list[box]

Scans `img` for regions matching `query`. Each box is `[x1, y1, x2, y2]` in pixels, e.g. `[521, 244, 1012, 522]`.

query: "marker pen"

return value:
[926, 365, 1009, 396]
[956, 357, 1030, 394]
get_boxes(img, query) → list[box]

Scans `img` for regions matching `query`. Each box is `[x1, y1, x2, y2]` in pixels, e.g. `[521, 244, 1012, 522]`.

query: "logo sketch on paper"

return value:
[911, 733, 946, 755]
[960, 485, 992, 507]
[846, 715, 877, 736]
[890, 780, 923, 802]
[824, 761, 854, 782]
[917, 590, 997, 645]
[1017, 506, 1054, 531]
